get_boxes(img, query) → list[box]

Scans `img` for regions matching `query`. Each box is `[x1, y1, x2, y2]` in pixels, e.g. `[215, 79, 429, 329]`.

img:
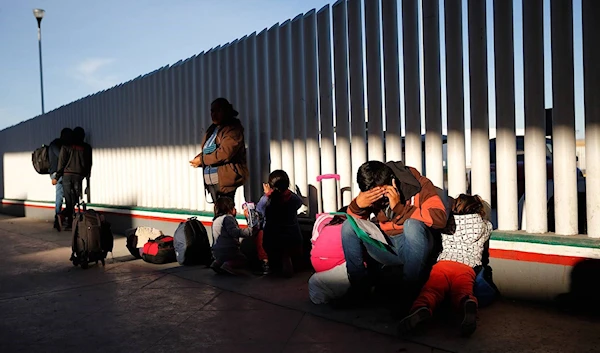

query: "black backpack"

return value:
[173, 217, 212, 266]
[32, 145, 50, 174]
[70, 203, 113, 269]
[141, 235, 177, 264]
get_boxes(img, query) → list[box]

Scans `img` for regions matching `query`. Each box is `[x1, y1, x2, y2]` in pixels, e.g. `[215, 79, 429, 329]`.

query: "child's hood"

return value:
[453, 213, 485, 224]
[449, 213, 492, 241]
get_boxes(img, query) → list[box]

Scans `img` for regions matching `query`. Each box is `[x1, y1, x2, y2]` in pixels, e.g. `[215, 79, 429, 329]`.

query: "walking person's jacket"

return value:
[48, 138, 63, 179]
[56, 142, 92, 179]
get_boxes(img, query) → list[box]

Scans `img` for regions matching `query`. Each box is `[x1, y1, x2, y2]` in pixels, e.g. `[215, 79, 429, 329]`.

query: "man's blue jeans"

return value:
[341, 218, 431, 283]
[51, 175, 63, 215]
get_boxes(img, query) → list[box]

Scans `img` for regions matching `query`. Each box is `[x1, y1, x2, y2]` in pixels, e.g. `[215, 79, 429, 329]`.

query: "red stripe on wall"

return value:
[489, 249, 586, 266]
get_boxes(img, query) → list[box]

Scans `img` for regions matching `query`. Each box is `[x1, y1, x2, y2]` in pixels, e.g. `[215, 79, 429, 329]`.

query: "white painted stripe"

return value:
[490, 239, 600, 259]
[2, 199, 247, 225]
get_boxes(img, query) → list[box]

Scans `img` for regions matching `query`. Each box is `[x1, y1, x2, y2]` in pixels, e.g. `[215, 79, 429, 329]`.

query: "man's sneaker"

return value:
[397, 307, 431, 337]
[460, 299, 477, 337]
[210, 261, 226, 274]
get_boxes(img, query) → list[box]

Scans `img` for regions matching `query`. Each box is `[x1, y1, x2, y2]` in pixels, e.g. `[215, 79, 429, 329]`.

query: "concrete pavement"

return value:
[0, 215, 598, 353]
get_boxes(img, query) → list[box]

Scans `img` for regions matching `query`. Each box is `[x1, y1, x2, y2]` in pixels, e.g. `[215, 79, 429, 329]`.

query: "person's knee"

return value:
[403, 219, 431, 254]
[403, 219, 426, 233]
[341, 220, 357, 242]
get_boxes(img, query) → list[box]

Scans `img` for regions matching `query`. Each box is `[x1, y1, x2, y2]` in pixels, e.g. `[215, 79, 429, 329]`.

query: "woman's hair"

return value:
[452, 194, 486, 218]
[328, 206, 349, 226]
[268, 170, 290, 194]
[214, 196, 235, 219]
[212, 97, 239, 119]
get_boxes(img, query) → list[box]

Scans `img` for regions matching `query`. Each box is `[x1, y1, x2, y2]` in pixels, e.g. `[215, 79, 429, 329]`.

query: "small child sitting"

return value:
[210, 197, 258, 275]
[262, 170, 304, 278]
[398, 194, 492, 337]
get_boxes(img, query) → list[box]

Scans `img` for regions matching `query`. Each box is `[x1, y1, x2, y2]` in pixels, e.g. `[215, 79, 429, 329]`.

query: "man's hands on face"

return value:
[384, 179, 401, 210]
[356, 187, 386, 208]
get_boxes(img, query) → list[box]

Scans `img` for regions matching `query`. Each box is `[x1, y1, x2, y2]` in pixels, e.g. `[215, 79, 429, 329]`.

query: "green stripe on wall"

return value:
[5, 198, 600, 249]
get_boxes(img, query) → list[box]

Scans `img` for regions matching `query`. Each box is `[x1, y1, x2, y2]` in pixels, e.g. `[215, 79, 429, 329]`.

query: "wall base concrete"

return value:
[0, 199, 591, 303]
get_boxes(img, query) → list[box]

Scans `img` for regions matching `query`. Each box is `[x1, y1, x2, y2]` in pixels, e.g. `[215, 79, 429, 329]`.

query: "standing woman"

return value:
[190, 98, 249, 202]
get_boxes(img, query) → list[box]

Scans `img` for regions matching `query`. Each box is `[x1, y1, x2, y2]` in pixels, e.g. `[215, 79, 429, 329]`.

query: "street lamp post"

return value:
[33, 8, 45, 115]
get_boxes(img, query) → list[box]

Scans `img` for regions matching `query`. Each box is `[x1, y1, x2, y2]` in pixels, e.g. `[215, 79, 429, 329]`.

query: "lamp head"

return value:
[33, 9, 45, 20]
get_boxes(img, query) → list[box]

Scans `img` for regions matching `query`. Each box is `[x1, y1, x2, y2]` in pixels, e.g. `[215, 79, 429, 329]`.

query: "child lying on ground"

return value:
[397, 194, 492, 337]
[210, 197, 258, 275]
[262, 170, 304, 278]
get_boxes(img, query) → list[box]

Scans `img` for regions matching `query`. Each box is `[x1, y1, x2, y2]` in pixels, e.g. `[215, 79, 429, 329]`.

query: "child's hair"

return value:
[214, 196, 235, 219]
[452, 194, 486, 218]
[268, 169, 290, 193]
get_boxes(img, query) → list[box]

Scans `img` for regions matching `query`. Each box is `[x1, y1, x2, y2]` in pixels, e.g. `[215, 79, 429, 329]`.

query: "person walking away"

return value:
[49, 128, 72, 231]
[54, 127, 92, 231]
[190, 98, 249, 203]
[397, 194, 492, 337]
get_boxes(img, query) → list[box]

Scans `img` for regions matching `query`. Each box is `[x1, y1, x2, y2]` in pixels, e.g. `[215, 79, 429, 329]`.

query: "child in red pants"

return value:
[398, 194, 492, 337]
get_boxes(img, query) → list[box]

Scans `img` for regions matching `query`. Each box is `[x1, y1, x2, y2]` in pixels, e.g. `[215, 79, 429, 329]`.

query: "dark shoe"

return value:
[220, 261, 239, 275]
[397, 307, 431, 337]
[210, 261, 226, 274]
[460, 299, 477, 337]
[260, 261, 270, 275]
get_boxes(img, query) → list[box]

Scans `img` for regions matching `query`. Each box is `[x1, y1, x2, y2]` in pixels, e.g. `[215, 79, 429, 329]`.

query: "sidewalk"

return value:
[0, 215, 598, 353]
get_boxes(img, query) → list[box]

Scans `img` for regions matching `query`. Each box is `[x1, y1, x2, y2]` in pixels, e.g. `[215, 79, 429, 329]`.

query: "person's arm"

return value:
[48, 142, 60, 177]
[200, 125, 244, 166]
[55, 146, 68, 179]
[222, 215, 253, 238]
[407, 180, 447, 229]
[347, 187, 386, 220]
[347, 198, 375, 220]
[290, 192, 304, 211]
[256, 194, 269, 216]
[85, 144, 93, 178]
[190, 130, 209, 168]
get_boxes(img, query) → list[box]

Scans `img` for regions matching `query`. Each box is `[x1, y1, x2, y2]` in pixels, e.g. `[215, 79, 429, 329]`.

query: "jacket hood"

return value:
[385, 160, 421, 201]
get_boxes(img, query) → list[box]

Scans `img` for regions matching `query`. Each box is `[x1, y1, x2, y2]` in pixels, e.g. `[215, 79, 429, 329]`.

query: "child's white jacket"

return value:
[437, 214, 493, 267]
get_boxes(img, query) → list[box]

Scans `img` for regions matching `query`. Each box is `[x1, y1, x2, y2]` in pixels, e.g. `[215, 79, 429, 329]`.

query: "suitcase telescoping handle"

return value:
[316, 174, 341, 214]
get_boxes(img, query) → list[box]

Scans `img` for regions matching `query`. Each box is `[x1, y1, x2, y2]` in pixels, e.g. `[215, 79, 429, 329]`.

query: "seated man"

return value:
[335, 160, 447, 308]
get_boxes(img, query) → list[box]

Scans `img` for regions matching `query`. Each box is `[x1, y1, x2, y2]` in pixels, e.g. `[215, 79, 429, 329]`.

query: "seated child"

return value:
[210, 197, 258, 275]
[262, 170, 304, 278]
[397, 194, 492, 337]
[248, 183, 272, 275]
[308, 209, 350, 304]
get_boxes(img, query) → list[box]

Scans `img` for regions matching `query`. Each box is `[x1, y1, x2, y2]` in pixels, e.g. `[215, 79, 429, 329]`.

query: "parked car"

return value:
[468, 136, 584, 209]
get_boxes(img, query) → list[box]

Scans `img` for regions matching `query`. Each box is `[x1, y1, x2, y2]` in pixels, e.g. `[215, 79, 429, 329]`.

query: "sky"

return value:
[0, 0, 587, 138]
